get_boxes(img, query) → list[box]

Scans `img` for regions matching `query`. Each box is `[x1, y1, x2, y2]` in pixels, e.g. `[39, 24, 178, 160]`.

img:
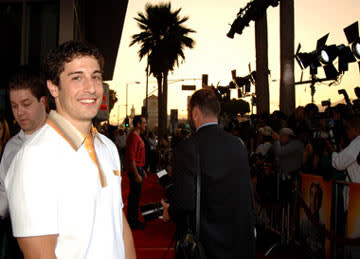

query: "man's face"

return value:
[138, 117, 147, 132]
[10, 89, 47, 134]
[49, 56, 103, 129]
[279, 134, 289, 145]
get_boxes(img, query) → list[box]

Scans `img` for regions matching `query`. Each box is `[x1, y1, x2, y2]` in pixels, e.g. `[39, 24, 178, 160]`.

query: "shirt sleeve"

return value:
[0, 141, 20, 218]
[5, 145, 59, 237]
[332, 138, 360, 171]
[0, 154, 8, 217]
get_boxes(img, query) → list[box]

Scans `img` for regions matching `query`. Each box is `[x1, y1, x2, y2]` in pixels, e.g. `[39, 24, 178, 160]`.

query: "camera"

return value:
[321, 100, 331, 108]
[140, 169, 174, 221]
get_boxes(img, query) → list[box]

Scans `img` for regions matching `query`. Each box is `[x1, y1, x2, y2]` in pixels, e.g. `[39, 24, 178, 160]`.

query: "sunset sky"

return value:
[107, 0, 360, 124]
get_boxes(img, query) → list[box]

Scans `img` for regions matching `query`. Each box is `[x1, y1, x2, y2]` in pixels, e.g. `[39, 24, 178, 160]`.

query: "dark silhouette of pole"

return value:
[280, 0, 295, 115]
[255, 0, 270, 114]
[145, 58, 149, 118]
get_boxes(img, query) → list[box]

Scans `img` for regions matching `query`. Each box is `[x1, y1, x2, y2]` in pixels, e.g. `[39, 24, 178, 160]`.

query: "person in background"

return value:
[114, 128, 127, 170]
[147, 131, 158, 173]
[126, 115, 147, 230]
[331, 115, 360, 183]
[273, 127, 304, 199]
[0, 68, 48, 258]
[161, 88, 255, 259]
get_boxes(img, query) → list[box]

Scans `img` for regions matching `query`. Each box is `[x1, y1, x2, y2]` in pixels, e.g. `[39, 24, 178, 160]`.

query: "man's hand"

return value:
[160, 199, 170, 222]
[135, 172, 143, 183]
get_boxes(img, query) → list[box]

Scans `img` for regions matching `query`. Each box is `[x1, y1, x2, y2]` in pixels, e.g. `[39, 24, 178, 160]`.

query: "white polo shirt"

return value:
[0, 130, 36, 217]
[5, 111, 125, 259]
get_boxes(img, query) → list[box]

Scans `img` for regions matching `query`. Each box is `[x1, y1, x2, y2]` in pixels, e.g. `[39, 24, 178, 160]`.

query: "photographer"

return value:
[331, 115, 360, 183]
[161, 88, 255, 259]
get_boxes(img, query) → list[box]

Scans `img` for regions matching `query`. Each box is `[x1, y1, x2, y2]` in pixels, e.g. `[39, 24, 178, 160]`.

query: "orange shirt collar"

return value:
[47, 110, 102, 151]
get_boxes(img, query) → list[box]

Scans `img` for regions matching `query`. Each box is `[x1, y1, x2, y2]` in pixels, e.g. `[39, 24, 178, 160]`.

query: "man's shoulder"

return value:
[15, 124, 65, 156]
[3, 131, 24, 154]
[200, 126, 243, 147]
[352, 136, 360, 144]
[96, 132, 117, 150]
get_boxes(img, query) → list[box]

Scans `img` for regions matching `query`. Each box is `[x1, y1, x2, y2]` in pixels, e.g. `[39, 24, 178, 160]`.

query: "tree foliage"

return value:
[130, 2, 195, 137]
[109, 89, 118, 114]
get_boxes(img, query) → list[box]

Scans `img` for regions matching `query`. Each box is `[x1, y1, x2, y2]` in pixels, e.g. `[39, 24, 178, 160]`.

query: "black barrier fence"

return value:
[253, 173, 360, 258]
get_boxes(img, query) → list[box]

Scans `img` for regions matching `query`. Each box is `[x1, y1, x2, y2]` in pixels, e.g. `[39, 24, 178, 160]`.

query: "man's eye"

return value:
[72, 76, 81, 81]
[93, 75, 102, 81]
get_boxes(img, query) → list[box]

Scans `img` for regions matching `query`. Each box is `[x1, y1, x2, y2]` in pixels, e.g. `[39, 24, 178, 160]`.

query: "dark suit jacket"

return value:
[169, 124, 255, 259]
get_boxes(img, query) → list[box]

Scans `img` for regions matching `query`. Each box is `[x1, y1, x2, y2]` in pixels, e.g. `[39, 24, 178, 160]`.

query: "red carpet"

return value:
[122, 172, 175, 259]
[122, 172, 292, 259]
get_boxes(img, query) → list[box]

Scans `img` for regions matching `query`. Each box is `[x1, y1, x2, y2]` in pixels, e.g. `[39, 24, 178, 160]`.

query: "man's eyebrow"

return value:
[11, 98, 31, 104]
[67, 71, 83, 76]
[93, 70, 102, 75]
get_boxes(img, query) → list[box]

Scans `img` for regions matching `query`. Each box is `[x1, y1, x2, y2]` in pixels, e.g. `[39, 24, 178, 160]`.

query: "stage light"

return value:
[319, 45, 338, 65]
[296, 52, 315, 69]
[352, 40, 360, 59]
[337, 44, 356, 72]
[344, 21, 360, 71]
[227, 27, 235, 39]
[320, 50, 329, 64]
[295, 33, 340, 79]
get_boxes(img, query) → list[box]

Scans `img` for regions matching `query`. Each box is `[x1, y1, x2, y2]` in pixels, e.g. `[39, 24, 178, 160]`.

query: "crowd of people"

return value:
[232, 100, 360, 258]
[246, 103, 360, 183]
[0, 38, 358, 259]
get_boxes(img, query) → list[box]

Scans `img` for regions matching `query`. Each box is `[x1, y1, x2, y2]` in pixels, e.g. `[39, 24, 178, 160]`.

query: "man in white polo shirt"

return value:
[0, 68, 48, 218]
[0, 68, 48, 258]
[5, 41, 136, 259]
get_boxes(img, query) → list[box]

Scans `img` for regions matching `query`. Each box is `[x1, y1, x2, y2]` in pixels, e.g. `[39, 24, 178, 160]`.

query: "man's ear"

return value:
[39, 96, 47, 106]
[192, 106, 200, 122]
[47, 80, 59, 98]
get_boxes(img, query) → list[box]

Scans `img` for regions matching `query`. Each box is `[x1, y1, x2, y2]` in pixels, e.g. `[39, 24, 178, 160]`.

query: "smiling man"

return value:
[5, 41, 136, 259]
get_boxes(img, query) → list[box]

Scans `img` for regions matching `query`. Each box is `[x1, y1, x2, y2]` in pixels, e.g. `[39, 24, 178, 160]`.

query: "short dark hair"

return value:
[43, 40, 104, 86]
[189, 88, 221, 117]
[133, 115, 145, 128]
[8, 67, 47, 101]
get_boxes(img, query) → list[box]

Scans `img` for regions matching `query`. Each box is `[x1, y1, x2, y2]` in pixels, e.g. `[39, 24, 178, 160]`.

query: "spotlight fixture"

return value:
[319, 45, 338, 65]
[353, 40, 360, 59]
[295, 33, 339, 79]
[336, 44, 356, 72]
[344, 21, 360, 71]
[227, 0, 280, 38]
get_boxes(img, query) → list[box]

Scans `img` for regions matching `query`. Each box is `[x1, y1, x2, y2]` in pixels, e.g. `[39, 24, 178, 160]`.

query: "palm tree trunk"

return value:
[162, 72, 168, 135]
[280, 0, 295, 116]
[156, 75, 163, 138]
[255, 0, 270, 114]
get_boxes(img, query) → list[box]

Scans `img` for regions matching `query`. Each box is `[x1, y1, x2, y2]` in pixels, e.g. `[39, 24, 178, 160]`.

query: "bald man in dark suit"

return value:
[162, 88, 255, 259]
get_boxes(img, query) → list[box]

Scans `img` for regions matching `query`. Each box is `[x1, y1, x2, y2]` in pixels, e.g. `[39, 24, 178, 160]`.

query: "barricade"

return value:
[254, 173, 360, 258]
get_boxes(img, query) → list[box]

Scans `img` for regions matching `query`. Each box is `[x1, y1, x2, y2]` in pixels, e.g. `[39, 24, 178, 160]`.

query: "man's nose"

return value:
[84, 77, 97, 93]
[16, 106, 25, 117]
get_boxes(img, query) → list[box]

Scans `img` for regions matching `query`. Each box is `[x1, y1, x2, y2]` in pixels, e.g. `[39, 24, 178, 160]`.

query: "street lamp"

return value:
[126, 81, 140, 117]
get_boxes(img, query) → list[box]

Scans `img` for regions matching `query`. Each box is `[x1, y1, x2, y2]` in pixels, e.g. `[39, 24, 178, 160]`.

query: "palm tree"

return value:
[130, 2, 195, 137]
